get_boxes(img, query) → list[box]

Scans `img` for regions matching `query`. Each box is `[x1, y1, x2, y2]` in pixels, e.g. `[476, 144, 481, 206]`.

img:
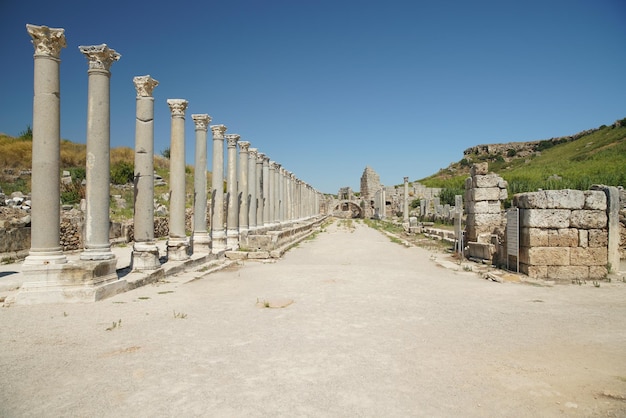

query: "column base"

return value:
[131, 242, 161, 271]
[14, 258, 125, 305]
[80, 246, 115, 261]
[191, 232, 211, 253]
[211, 230, 227, 254]
[23, 249, 68, 266]
[167, 237, 190, 261]
[226, 229, 239, 250]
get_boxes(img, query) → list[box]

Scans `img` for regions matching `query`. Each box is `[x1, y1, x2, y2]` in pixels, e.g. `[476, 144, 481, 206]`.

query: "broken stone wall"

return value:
[512, 189, 609, 281]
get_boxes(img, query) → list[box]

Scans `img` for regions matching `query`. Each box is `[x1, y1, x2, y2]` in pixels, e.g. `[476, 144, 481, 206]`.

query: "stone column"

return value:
[131, 75, 160, 270]
[248, 148, 258, 230]
[80, 44, 120, 261]
[262, 155, 271, 226]
[257, 153, 265, 228]
[273, 162, 281, 224]
[225, 134, 240, 249]
[403, 176, 410, 223]
[278, 167, 285, 223]
[238, 141, 250, 236]
[166, 99, 190, 260]
[210, 125, 227, 252]
[23, 24, 67, 267]
[191, 114, 212, 252]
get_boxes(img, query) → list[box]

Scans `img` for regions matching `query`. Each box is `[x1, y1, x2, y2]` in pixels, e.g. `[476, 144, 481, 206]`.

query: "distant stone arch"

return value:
[332, 200, 363, 219]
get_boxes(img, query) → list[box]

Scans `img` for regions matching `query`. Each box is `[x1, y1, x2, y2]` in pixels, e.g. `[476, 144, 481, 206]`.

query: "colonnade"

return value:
[20, 24, 324, 301]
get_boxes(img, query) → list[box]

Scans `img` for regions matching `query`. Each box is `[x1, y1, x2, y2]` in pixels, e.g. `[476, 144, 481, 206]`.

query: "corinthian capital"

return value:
[225, 134, 240, 148]
[210, 124, 227, 139]
[167, 99, 188, 117]
[26, 24, 66, 58]
[249, 148, 258, 158]
[238, 141, 250, 152]
[133, 75, 159, 97]
[192, 114, 211, 130]
[79, 44, 121, 71]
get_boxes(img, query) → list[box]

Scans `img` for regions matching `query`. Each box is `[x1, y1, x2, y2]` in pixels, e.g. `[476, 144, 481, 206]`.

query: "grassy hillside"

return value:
[419, 119, 626, 200]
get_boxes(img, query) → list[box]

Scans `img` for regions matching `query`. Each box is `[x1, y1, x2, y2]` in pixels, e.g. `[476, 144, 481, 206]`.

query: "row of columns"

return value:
[23, 24, 324, 278]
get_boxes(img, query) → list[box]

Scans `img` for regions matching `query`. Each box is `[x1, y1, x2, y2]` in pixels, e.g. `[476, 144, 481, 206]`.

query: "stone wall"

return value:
[512, 189, 609, 281]
[464, 163, 508, 243]
[360, 166, 381, 218]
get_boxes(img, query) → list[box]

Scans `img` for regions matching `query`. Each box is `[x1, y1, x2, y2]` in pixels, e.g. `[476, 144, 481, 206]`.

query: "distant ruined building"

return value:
[360, 166, 381, 218]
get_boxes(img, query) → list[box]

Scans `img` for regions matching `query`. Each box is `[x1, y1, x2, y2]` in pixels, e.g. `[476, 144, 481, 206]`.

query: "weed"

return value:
[462, 265, 473, 272]
[157, 291, 174, 294]
[106, 319, 122, 331]
[137, 296, 150, 300]
[173, 310, 187, 319]
[593, 281, 600, 288]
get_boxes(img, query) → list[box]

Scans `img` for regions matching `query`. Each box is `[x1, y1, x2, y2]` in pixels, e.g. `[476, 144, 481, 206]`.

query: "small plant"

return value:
[138, 296, 150, 300]
[106, 319, 122, 331]
[173, 310, 187, 319]
[157, 290, 174, 294]
[593, 281, 600, 288]
[462, 265, 473, 272]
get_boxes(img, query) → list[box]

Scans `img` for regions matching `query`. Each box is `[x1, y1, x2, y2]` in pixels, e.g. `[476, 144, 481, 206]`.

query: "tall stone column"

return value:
[131, 75, 160, 270]
[225, 134, 240, 249]
[191, 114, 212, 253]
[278, 166, 285, 223]
[268, 162, 277, 226]
[262, 155, 271, 226]
[248, 148, 258, 230]
[403, 176, 410, 223]
[238, 141, 250, 236]
[211, 125, 227, 252]
[166, 99, 190, 260]
[80, 44, 120, 261]
[256, 153, 265, 228]
[23, 24, 67, 267]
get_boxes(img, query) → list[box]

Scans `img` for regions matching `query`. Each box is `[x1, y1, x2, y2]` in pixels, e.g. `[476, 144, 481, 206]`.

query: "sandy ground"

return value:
[1, 219, 625, 417]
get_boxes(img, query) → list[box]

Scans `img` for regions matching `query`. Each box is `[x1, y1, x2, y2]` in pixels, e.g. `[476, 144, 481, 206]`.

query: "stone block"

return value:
[589, 265, 608, 279]
[578, 229, 588, 248]
[520, 227, 549, 247]
[520, 264, 547, 279]
[588, 229, 608, 247]
[570, 247, 607, 266]
[498, 179, 508, 189]
[513, 189, 584, 209]
[247, 251, 270, 259]
[520, 246, 570, 266]
[468, 212, 503, 227]
[470, 163, 489, 176]
[570, 210, 607, 229]
[520, 209, 570, 228]
[547, 266, 589, 281]
[464, 177, 473, 190]
[583, 190, 607, 210]
[466, 200, 502, 214]
[499, 188, 508, 200]
[548, 228, 578, 247]
[473, 174, 501, 188]
[471, 187, 502, 201]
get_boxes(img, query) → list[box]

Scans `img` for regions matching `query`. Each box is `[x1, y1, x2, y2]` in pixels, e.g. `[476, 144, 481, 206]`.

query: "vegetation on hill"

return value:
[418, 118, 626, 205]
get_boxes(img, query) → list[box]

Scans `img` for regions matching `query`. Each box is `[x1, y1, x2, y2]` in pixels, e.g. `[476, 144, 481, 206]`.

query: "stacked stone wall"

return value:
[512, 189, 609, 281]
[464, 163, 507, 243]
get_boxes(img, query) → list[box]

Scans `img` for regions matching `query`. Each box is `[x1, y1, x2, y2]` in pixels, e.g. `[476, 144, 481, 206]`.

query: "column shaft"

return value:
[166, 99, 189, 260]
[248, 148, 258, 230]
[24, 24, 67, 265]
[210, 125, 227, 252]
[80, 44, 120, 261]
[238, 141, 250, 234]
[225, 134, 240, 249]
[262, 156, 270, 226]
[192, 114, 212, 252]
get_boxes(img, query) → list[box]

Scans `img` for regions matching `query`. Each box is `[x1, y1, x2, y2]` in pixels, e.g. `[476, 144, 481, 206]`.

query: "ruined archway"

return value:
[332, 200, 363, 219]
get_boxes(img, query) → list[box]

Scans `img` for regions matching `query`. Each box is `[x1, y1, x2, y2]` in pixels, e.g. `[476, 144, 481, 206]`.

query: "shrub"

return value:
[110, 161, 134, 185]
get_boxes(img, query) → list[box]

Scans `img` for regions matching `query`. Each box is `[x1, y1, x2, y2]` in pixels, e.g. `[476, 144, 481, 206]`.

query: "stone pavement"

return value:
[1, 220, 625, 417]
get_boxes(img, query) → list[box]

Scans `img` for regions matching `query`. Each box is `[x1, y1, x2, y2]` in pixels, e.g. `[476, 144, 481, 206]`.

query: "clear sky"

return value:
[1, 0, 624, 194]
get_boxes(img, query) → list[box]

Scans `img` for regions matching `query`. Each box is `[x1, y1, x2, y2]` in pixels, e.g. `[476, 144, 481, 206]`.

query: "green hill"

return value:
[418, 118, 626, 202]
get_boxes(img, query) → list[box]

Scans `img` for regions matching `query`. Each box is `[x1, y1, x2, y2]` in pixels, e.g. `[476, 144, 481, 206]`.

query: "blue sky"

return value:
[1, 0, 624, 194]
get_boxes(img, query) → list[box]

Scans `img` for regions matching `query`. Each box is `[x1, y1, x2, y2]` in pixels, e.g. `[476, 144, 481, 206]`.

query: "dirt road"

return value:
[1, 219, 625, 417]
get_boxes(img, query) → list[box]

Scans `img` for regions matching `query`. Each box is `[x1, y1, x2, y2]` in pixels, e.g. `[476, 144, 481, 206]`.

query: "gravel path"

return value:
[1, 219, 625, 417]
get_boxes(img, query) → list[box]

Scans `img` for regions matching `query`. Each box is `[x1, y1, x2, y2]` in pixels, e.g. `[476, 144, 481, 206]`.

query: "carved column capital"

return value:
[263, 155, 270, 163]
[249, 148, 258, 158]
[225, 134, 240, 147]
[79, 44, 121, 72]
[192, 114, 211, 130]
[133, 75, 159, 97]
[167, 99, 188, 117]
[210, 124, 227, 139]
[26, 24, 66, 58]
[239, 141, 250, 152]
[404, 177, 409, 183]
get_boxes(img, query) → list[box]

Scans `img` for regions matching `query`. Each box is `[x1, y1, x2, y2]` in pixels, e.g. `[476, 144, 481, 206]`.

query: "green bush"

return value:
[110, 161, 134, 185]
